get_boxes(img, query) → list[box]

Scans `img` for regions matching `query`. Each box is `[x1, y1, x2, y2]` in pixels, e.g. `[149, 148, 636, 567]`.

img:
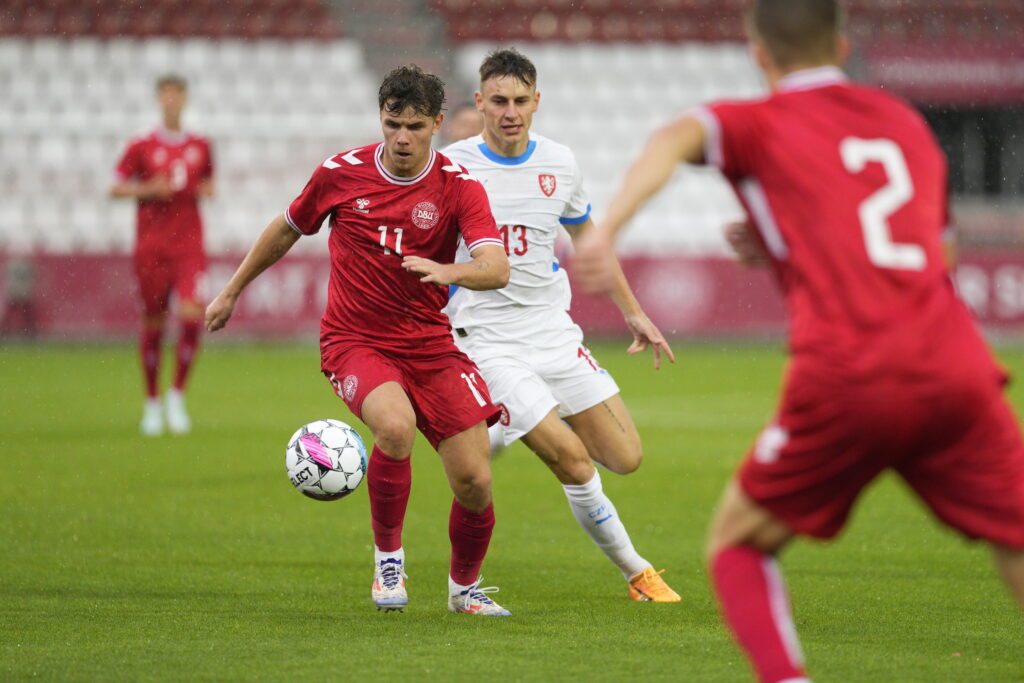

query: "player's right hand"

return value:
[724, 221, 770, 267]
[141, 175, 175, 201]
[205, 292, 236, 332]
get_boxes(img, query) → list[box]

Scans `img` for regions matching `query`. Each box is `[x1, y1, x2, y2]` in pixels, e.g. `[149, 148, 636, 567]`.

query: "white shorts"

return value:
[454, 311, 620, 446]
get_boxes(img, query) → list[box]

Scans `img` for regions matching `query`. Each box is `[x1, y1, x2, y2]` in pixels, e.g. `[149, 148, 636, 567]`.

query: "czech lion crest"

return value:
[538, 174, 556, 197]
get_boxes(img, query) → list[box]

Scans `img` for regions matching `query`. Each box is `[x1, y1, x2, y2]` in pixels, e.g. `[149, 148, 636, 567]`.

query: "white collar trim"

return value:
[374, 143, 436, 186]
[777, 66, 848, 93]
[154, 127, 188, 146]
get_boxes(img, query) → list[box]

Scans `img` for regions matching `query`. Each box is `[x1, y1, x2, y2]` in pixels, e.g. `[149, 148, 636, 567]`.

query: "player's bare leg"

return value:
[564, 394, 642, 475]
[707, 479, 807, 683]
[139, 311, 166, 436]
[165, 298, 203, 435]
[992, 545, 1024, 608]
[437, 423, 510, 615]
[360, 382, 417, 612]
[523, 409, 679, 601]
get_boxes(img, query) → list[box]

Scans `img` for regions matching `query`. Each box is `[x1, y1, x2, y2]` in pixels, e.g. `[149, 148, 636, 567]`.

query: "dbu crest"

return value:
[411, 201, 439, 229]
[342, 375, 358, 402]
[538, 174, 556, 197]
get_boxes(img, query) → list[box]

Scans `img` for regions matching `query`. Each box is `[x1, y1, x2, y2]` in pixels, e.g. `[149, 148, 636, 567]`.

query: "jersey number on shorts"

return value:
[378, 225, 404, 255]
[499, 224, 528, 256]
[578, 346, 599, 371]
[840, 137, 926, 271]
[460, 372, 487, 407]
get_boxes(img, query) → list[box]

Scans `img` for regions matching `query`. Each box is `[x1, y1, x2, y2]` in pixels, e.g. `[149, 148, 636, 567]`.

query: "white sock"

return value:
[374, 546, 404, 566]
[448, 575, 479, 595]
[487, 422, 506, 457]
[562, 470, 649, 579]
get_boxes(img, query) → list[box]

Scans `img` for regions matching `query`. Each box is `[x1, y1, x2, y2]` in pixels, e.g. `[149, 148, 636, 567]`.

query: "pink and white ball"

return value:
[285, 419, 367, 501]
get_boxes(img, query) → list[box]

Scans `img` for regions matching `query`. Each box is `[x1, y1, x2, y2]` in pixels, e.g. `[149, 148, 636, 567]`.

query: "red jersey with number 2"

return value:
[286, 144, 503, 355]
[114, 128, 213, 256]
[697, 67, 1000, 383]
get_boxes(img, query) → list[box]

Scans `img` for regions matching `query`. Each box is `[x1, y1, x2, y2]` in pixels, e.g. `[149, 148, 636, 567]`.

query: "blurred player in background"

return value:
[443, 48, 681, 602]
[206, 65, 514, 616]
[575, 0, 1024, 679]
[110, 74, 214, 436]
[441, 101, 484, 144]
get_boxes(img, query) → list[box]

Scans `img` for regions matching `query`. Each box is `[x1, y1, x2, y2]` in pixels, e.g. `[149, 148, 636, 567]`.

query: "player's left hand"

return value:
[402, 255, 453, 287]
[624, 312, 676, 370]
[572, 228, 618, 295]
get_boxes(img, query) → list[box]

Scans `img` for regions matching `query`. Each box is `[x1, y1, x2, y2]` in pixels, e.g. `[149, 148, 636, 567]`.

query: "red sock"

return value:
[173, 321, 201, 391]
[366, 447, 411, 552]
[710, 546, 807, 683]
[449, 500, 494, 585]
[140, 327, 162, 398]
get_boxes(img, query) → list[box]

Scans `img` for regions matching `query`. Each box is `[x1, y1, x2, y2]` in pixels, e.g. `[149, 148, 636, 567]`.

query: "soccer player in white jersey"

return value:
[442, 48, 681, 602]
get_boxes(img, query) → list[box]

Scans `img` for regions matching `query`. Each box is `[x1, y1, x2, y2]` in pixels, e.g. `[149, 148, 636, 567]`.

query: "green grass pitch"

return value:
[2, 341, 1022, 681]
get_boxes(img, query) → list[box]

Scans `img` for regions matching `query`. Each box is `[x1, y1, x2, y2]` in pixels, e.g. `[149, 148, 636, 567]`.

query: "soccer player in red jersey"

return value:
[205, 66, 514, 616]
[110, 74, 214, 437]
[575, 0, 1024, 679]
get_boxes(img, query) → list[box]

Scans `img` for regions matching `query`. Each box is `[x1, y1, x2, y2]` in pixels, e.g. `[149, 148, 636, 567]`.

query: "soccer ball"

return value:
[285, 419, 367, 501]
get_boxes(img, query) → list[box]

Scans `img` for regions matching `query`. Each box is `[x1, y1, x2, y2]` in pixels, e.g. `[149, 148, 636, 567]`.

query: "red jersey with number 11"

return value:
[286, 143, 502, 356]
[695, 66, 1000, 383]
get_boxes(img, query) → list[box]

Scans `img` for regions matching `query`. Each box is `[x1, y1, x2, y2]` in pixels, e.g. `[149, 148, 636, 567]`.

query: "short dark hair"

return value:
[378, 65, 446, 118]
[748, 0, 840, 69]
[155, 73, 187, 91]
[479, 48, 536, 88]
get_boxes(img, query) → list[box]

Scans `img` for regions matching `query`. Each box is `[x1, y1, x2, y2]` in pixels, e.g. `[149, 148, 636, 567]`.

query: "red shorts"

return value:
[321, 342, 500, 449]
[133, 250, 205, 316]
[739, 361, 1024, 549]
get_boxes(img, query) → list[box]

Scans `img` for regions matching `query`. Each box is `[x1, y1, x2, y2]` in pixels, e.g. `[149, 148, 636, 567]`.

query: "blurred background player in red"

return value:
[576, 0, 1024, 680]
[110, 74, 214, 437]
[205, 65, 514, 616]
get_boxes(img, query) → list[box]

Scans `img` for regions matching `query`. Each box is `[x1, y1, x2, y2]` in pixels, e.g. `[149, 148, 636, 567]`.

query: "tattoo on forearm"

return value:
[271, 245, 285, 260]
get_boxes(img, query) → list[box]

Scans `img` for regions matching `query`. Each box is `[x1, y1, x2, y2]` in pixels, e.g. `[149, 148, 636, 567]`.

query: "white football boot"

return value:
[164, 389, 191, 435]
[140, 398, 164, 436]
[372, 558, 408, 612]
[447, 577, 511, 616]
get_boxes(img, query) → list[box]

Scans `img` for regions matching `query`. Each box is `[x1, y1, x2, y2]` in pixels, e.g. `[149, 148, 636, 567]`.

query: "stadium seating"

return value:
[0, 37, 379, 254]
[0, 0, 341, 40]
[7, 2, 1011, 256]
[0, 34, 762, 255]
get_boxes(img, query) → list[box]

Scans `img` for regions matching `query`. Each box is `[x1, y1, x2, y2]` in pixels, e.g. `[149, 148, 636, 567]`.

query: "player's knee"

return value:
[534, 438, 592, 483]
[143, 313, 166, 330]
[451, 468, 492, 507]
[596, 439, 643, 475]
[179, 301, 204, 321]
[370, 415, 416, 456]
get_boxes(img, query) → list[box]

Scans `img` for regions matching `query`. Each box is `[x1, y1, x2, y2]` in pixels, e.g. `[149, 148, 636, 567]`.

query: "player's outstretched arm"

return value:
[205, 214, 300, 332]
[574, 116, 707, 294]
[109, 175, 175, 201]
[567, 220, 675, 369]
[401, 244, 509, 291]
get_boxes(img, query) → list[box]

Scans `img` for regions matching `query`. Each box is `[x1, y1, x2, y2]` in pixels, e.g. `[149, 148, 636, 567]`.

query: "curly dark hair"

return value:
[378, 65, 446, 118]
[479, 48, 536, 88]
